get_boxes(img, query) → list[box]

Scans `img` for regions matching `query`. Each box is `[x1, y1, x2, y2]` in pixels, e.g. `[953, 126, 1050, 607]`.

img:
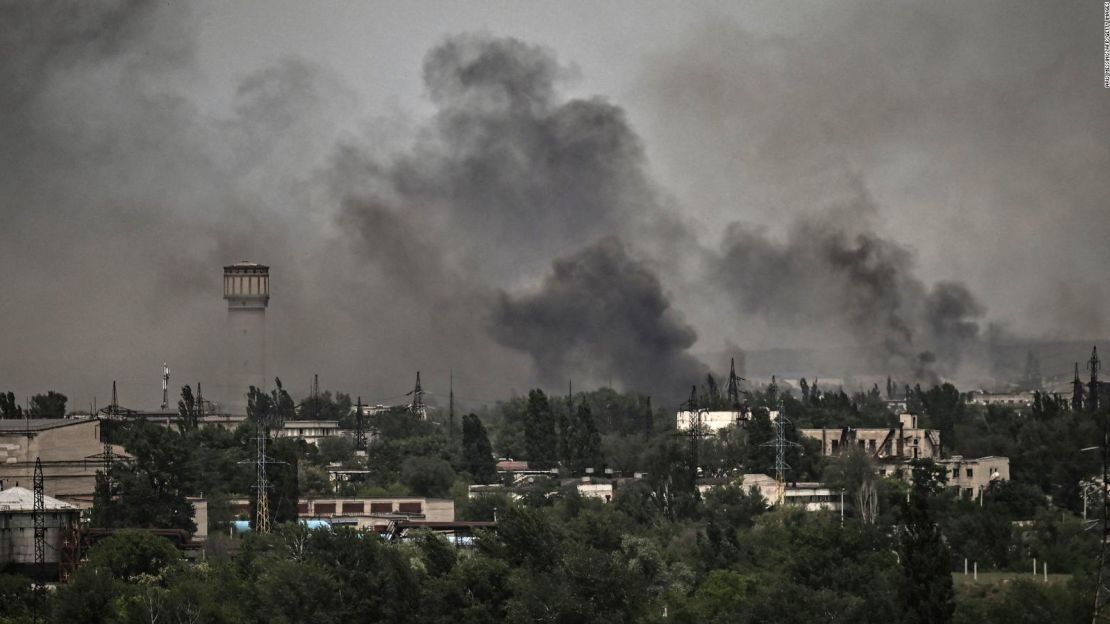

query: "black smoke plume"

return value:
[492, 237, 706, 400]
[713, 188, 985, 382]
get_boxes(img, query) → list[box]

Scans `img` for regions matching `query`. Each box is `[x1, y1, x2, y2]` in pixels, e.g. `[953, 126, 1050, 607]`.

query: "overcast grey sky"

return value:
[1, 1, 1106, 410]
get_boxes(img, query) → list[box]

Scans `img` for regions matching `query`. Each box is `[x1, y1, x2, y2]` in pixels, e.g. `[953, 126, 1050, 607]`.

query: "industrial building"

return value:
[936, 455, 1010, 500]
[675, 409, 750, 433]
[699, 474, 844, 513]
[228, 496, 454, 532]
[0, 418, 124, 506]
[0, 486, 81, 579]
[224, 261, 269, 412]
[274, 420, 342, 446]
[799, 413, 942, 461]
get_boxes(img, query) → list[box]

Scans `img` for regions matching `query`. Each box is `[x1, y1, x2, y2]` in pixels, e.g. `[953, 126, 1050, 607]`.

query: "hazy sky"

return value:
[1, 1, 1106, 411]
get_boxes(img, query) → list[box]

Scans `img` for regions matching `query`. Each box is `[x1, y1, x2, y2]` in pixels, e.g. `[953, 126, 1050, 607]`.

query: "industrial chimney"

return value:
[224, 261, 269, 413]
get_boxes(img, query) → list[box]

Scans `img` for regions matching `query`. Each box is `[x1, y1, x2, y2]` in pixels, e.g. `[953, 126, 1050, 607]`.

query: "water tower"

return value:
[224, 261, 269, 412]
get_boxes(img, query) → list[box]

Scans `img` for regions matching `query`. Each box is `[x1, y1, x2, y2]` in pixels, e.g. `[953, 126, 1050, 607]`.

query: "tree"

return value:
[566, 403, 603, 475]
[401, 456, 456, 497]
[462, 413, 497, 484]
[0, 391, 23, 419]
[177, 384, 199, 432]
[824, 447, 879, 523]
[28, 390, 66, 418]
[92, 422, 198, 533]
[248, 378, 295, 429]
[898, 459, 955, 624]
[84, 529, 182, 580]
[524, 389, 557, 469]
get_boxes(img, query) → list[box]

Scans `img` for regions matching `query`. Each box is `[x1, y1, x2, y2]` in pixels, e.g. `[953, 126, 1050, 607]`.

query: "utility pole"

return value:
[1076, 363, 1087, 412]
[1091, 347, 1102, 414]
[161, 362, 170, 410]
[312, 373, 320, 420]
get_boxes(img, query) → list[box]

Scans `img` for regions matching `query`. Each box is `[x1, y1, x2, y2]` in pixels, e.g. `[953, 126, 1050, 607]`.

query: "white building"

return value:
[675, 409, 760, 434]
[937, 455, 1009, 500]
[275, 420, 342, 446]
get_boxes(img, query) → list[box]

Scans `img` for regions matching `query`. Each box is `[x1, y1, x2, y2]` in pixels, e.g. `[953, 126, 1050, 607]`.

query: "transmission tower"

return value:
[725, 357, 746, 409]
[1076, 363, 1088, 412]
[354, 396, 367, 451]
[1091, 347, 1102, 414]
[32, 458, 45, 621]
[681, 385, 707, 478]
[241, 427, 282, 533]
[407, 371, 427, 420]
[761, 402, 800, 505]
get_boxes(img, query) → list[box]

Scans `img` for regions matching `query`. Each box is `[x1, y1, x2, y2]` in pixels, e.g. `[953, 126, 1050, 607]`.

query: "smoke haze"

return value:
[0, 1, 1105, 410]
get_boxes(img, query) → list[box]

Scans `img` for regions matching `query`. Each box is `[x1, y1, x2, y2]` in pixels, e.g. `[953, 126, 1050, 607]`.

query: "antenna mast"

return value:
[161, 362, 170, 410]
[1076, 363, 1087, 412]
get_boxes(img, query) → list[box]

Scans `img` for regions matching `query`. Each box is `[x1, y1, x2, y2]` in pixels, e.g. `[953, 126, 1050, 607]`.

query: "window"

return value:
[398, 502, 422, 514]
[966, 468, 973, 478]
[297, 502, 309, 514]
[314, 503, 336, 515]
[883, 441, 892, 454]
[370, 502, 392, 513]
[868, 440, 876, 452]
[831, 440, 839, 451]
[342, 502, 364, 514]
[952, 468, 959, 478]
[859, 440, 866, 448]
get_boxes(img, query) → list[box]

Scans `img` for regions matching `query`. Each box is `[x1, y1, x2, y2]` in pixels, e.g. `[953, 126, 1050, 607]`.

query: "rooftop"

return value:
[0, 418, 96, 433]
[0, 486, 79, 511]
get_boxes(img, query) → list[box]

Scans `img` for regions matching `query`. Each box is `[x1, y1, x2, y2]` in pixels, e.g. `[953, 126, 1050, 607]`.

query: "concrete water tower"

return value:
[224, 261, 269, 411]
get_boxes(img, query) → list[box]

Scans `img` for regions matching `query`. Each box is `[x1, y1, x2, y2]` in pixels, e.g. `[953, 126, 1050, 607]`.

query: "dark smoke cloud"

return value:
[491, 237, 706, 399]
[713, 184, 986, 381]
[335, 33, 704, 397]
[640, 1, 1110, 352]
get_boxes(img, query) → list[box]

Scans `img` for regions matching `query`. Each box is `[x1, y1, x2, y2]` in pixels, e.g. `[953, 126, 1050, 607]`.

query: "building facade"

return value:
[800, 413, 942, 461]
[0, 486, 81, 579]
[0, 418, 124, 506]
[937, 455, 1010, 500]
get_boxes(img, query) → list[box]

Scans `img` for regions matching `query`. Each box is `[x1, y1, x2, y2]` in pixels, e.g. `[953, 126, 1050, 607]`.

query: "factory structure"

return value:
[224, 261, 270, 412]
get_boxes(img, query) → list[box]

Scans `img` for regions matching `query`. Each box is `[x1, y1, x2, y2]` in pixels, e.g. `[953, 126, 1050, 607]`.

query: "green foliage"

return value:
[85, 530, 182, 580]
[461, 413, 497, 484]
[0, 391, 23, 419]
[28, 390, 66, 418]
[247, 378, 296, 428]
[899, 460, 956, 624]
[92, 421, 198, 532]
[524, 389, 557, 469]
[401, 456, 456, 497]
[565, 402, 603, 475]
[177, 384, 199, 432]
